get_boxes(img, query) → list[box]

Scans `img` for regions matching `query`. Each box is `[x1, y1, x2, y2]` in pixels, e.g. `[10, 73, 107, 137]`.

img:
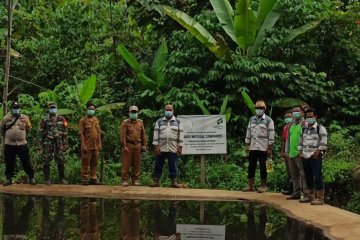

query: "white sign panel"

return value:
[177, 115, 227, 155]
[176, 224, 225, 240]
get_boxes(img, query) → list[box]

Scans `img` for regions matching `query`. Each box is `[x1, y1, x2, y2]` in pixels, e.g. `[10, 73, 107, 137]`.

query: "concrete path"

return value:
[1, 184, 360, 240]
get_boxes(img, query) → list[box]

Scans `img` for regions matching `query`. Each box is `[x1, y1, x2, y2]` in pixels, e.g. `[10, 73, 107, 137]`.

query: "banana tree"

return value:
[38, 75, 124, 115]
[162, 0, 320, 58]
[117, 39, 168, 93]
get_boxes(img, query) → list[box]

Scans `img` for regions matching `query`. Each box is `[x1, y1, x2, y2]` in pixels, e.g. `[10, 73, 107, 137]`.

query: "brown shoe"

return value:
[287, 193, 301, 200]
[311, 189, 325, 205]
[299, 189, 315, 203]
[132, 180, 141, 186]
[171, 179, 181, 188]
[257, 179, 268, 193]
[242, 178, 255, 192]
[150, 177, 160, 187]
[121, 181, 129, 187]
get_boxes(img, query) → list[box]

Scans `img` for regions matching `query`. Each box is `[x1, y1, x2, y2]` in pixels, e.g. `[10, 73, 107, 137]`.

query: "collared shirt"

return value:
[298, 122, 327, 159]
[152, 116, 184, 153]
[79, 116, 101, 150]
[120, 119, 147, 147]
[245, 114, 275, 151]
[0, 113, 31, 146]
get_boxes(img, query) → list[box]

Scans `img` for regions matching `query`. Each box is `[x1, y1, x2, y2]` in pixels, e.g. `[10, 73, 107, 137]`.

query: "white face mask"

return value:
[255, 109, 264, 116]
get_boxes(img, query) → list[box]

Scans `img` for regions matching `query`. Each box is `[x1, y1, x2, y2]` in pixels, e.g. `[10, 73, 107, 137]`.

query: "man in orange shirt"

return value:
[79, 102, 102, 185]
[120, 106, 147, 186]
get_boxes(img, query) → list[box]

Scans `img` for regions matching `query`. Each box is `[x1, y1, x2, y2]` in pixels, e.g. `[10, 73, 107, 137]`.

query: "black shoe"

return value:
[3, 179, 13, 186]
[286, 194, 301, 200]
[81, 180, 89, 186]
[281, 190, 292, 195]
[44, 180, 51, 186]
[59, 179, 68, 184]
[89, 179, 99, 185]
[29, 178, 36, 185]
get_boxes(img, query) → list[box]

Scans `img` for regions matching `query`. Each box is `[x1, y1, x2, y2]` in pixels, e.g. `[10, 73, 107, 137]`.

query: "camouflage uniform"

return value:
[39, 109, 68, 184]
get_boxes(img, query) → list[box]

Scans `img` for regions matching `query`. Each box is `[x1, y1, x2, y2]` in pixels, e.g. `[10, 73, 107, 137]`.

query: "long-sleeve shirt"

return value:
[120, 119, 147, 147]
[245, 114, 275, 151]
[79, 116, 102, 150]
[298, 122, 327, 159]
[152, 116, 184, 153]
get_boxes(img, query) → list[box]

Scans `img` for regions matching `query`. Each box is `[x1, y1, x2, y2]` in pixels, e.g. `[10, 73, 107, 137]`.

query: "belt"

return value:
[127, 141, 141, 145]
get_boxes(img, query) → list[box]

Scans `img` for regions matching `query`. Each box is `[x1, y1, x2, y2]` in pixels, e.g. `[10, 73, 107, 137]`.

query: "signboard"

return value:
[177, 115, 227, 155]
[176, 224, 225, 240]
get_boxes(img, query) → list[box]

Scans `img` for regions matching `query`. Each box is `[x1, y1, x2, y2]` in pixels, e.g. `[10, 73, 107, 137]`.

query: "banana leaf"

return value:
[220, 95, 229, 114]
[255, 0, 278, 29]
[151, 39, 168, 89]
[57, 108, 75, 115]
[284, 21, 321, 43]
[138, 73, 158, 91]
[117, 44, 143, 74]
[78, 75, 96, 105]
[241, 90, 255, 115]
[272, 98, 307, 108]
[192, 93, 211, 115]
[210, 0, 236, 43]
[162, 5, 229, 59]
[250, 1, 281, 56]
[234, 0, 257, 52]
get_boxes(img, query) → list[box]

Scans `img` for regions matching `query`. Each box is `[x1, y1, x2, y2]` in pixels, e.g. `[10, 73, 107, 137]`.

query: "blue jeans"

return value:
[302, 156, 324, 190]
[153, 152, 178, 179]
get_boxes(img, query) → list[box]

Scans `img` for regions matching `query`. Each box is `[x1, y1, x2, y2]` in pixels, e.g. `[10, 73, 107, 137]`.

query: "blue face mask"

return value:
[292, 111, 301, 119]
[87, 109, 95, 116]
[255, 109, 264, 116]
[165, 111, 173, 118]
[129, 112, 138, 120]
[284, 117, 292, 124]
[12, 108, 20, 116]
[49, 108, 57, 115]
[306, 117, 316, 125]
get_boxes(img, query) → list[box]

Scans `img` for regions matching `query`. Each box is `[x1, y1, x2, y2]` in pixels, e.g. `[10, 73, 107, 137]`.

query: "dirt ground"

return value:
[1, 184, 360, 240]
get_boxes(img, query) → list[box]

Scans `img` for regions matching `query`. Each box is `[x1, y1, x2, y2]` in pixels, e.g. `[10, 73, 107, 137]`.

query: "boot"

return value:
[171, 178, 181, 188]
[311, 189, 325, 205]
[257, 179, 268, 193]
[58, 165, 68, 184]
[150, 177, 160, 187]
[43, 165, 51, 186]
[242, 178, 255, 192]
[299, 189, 315, 203]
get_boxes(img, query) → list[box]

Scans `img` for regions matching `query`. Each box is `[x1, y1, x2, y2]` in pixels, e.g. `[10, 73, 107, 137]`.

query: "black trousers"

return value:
[302, 156, 324, 190]
[247, 150, 267, 180]
[4, 144, 34, 179]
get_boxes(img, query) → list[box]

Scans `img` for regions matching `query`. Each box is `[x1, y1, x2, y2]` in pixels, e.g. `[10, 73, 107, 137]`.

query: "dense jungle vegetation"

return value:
[0, 0, 359, 213]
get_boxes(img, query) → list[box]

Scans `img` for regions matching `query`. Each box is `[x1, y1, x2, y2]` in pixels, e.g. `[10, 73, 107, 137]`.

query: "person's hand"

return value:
[81, 145, 88, 153]
[123, 146, 129, 153]
[299, 152, 304, 159]
[98, 145, 102, 151]
[245, 144, 250, 153]
[267, 148, 273, 157]
[177, 146, 182, 156]
[153, 145, 160, 156]
[141, 146, 147, 152]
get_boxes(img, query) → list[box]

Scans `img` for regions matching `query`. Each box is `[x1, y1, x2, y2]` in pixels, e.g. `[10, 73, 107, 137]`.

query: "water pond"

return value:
[0, 194, 331, 240]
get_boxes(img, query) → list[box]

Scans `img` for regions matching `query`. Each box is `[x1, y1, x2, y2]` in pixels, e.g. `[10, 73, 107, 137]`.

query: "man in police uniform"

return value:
[120, 106, 147, 186]
[1, 101, 35, 186]
[39, 102, 68, 185]
[79, 102, 102, 185]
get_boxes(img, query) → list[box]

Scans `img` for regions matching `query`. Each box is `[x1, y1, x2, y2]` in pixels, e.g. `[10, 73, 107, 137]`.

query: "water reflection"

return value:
[0, 194, 330, 240]
[3, 195, 33, 240]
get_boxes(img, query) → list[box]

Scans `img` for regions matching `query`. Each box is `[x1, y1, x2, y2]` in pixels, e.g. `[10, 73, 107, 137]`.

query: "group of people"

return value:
[1, 98, 328, 204]
[1, 101, 183, 188]
[243, 100, 328, 205]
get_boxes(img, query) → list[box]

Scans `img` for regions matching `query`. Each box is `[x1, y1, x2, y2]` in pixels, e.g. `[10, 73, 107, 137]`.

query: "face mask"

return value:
[49, 108, 57, 115]
[292, 111, 301, 119]
[306, 117, 316, 125]
[87, 109, 95, 116]
[129, 112, 138, 120]
[284, 117, 292, 124]
[255, 109, 264, 116]
[12, 108, 20, 116]
[165, 111, 173, 118]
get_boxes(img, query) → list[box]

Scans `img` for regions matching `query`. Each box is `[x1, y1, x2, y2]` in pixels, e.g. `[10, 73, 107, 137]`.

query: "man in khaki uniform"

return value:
[79, 102, 102, 185]
[1, 101, 35, 186]
[120, 106, 147, 186]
